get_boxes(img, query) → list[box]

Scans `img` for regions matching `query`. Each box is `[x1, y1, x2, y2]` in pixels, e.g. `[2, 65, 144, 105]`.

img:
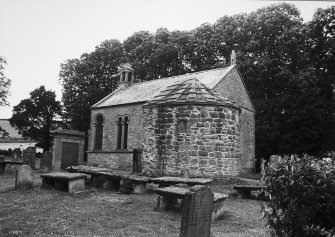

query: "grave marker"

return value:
[15, 165, 33, 190]
[180, 185, 213, 237]
[41, 152, 52, 171]
[23, 147, 36, 169]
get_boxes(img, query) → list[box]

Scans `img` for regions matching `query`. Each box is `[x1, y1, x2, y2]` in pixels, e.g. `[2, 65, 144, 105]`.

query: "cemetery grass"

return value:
[0, 172, 269, 237]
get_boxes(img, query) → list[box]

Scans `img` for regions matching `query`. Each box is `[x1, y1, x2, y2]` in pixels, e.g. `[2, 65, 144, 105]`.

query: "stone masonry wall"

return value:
[143, 104, 241, 178]
[213, 66, 255, 173]
[87, 104, 144, 170]
[87, 152, 132, 171]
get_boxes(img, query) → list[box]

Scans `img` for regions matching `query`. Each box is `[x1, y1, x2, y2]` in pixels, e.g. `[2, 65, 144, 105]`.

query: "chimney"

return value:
[118, 63, 134, 88]
[230, 50, 236, 65]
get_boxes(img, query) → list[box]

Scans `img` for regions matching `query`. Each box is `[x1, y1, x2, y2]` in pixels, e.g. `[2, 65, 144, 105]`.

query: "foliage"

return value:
[0, 126, 9, 138]
[59, 39, 124, 132]
[9, 86, 62, 152]
[0, 56, 11, 137]
[262, 155, 335, 237]
[60, 3, 335, 159]
[0, 56, 11, 106]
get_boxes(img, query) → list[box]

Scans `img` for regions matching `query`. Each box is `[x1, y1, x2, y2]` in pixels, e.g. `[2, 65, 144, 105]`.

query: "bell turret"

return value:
[118, 63, 134, 87]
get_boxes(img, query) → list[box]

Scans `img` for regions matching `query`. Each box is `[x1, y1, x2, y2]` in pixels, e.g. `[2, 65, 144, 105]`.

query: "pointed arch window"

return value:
[94, 114, 104, 150]
[116, 115, 129, 150]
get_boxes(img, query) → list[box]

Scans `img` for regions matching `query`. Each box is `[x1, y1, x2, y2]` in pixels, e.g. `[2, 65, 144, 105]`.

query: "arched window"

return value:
[128, 72, 132, 82]
[121, 71, 126, 82]
[123, 116, 129, 149]
[116, 116, 130, 150]
[177, 120, 187, 134]
[117, 117, 123, 149]
[94, 114, 104, 150]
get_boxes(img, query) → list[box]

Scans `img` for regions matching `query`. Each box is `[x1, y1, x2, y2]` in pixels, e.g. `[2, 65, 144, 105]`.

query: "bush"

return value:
[261, 154, 335, 237]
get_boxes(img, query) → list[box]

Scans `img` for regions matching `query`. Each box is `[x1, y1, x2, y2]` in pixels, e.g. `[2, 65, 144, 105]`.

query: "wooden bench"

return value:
[66, 166, 151, 193]
[153, 186, 229, 220]
[41, 172, 87, 193]
[0, 160, 23, 175]
[233, 185, 266, 198]
[151, 176, 213, 187]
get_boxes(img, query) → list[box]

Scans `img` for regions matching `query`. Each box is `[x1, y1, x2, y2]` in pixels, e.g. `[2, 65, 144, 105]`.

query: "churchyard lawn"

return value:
[0, 172, 269, 237]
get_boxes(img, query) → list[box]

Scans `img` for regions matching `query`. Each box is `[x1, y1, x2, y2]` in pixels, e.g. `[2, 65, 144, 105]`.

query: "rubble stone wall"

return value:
[143, 104, 241, 178]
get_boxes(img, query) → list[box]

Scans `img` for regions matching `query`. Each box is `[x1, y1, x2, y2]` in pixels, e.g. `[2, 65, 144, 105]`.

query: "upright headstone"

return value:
[180, 185, 214, 237]
[41, 151, 52, 171]
[23, 147, 36, 169]
[15, 165, 33, 190]
[12, 148, 22, 160]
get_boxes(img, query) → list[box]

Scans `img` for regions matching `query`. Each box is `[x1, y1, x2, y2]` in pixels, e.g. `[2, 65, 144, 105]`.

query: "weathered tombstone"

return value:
[15, 165, 33, 190]
[23, 147, 36, 169]
[180, 185, 214, 237]
[41, 151, 52, 171]
[12, 148, 22, 160]
[132, 149, 143, 173]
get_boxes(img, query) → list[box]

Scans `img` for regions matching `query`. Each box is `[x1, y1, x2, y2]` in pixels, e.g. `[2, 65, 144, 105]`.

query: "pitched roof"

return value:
[92, 65, 235, 108]
[0, 119, 22, 138]
[145, 78, 237, 107]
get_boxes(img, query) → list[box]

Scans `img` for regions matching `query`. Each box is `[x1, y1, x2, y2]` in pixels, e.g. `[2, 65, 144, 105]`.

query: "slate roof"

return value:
[0, 119, 22, 138]
[145, 78, 237, 107]
[92, 65, 235, 108]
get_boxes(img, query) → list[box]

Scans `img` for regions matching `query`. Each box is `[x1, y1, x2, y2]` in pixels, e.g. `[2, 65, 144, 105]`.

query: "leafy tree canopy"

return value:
[60, 3, 335, 159]
[9, 86, 62, 152]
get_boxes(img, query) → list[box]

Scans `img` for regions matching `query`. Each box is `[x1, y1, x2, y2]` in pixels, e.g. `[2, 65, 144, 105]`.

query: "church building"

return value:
[87, 53, 255, 178]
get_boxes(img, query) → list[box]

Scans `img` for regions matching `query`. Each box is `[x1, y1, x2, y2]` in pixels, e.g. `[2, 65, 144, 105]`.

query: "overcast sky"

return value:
[0, 0, 333, 119]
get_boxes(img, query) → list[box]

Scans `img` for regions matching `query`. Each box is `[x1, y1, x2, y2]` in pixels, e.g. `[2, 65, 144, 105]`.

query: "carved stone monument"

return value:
[23, 147, 36, 169]
[41, 151, 52, 171]
[52, 129, 85, 171]
[179, 185, 214, 237]
[15, 165, 33, 190]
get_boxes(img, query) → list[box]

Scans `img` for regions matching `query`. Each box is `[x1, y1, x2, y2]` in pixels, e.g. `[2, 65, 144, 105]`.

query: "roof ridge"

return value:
[129, 65, 232, 87]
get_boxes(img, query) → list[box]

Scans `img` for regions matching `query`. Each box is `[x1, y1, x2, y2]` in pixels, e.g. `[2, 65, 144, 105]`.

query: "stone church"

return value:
[87, 53, 255, 178]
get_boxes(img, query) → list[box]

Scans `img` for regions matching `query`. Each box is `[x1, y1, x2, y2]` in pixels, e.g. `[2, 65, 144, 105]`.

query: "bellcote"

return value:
[118, 63, 134, 87]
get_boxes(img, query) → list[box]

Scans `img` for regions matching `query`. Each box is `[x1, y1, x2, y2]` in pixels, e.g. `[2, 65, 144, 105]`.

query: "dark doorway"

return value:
[61, 142, 79, 169]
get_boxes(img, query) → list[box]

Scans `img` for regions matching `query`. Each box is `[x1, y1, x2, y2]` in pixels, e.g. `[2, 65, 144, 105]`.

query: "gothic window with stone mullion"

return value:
[116, 116, 129, 150]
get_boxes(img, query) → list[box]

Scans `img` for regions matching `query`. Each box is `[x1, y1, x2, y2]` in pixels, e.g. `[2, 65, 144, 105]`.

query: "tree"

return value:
[0, 56, 11, 106]
[60, 39, 124, 132]
[9, 86, 62, 152]
[0, 56, 11, 137]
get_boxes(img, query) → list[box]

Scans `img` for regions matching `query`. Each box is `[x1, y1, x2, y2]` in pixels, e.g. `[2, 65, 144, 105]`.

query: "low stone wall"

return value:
[143, 104, 241, 178]
[87, 152, 133, 171]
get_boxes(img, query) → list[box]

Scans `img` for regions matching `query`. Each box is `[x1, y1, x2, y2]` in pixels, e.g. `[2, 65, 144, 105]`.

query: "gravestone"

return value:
[0, 155, 4, 161]
[12, 148, 22, 160]
[15, 165, 33, 190]
[23, 147, 36, 169]
[180, 185, 214, 237]
[41, 152, 52, 171]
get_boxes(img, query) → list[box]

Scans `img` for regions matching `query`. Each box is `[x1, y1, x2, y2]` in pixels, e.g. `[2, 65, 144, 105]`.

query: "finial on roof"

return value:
[230, 50, 236, 65]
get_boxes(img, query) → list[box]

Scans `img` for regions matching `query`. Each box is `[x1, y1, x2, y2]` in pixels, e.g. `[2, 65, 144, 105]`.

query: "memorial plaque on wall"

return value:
[180, 185, 214, 237]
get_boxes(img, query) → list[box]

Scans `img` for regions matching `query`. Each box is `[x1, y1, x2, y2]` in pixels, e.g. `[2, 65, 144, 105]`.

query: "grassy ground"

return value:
[0, 171, 270, 237]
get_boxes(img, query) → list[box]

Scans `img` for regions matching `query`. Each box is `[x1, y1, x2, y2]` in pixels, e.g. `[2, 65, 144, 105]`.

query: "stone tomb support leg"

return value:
[156, 195, 178, 211]
[68, 179, 85, 193]
[0, 164, 6, 175]
[103, 178, 121, 191]
[238, 190, 251, 199]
